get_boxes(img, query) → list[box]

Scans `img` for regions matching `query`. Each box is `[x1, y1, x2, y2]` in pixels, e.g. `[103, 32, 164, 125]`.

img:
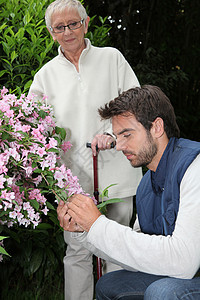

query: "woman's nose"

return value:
[63, 26, 72, 34]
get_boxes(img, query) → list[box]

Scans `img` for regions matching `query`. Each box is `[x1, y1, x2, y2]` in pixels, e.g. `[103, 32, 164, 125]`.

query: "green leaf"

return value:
[1, 131, 12, 141]
[33, 168, 43, 174]
[0, 245, 11, 256]
[0, 69, 9, 78]
[23, 79, 32, 91]
[11, 50, 18, 63]
[97, 198, 123, 209]
[57, 190, 68, 201]
[0, 210, 9, 217]
[0, 236, 9, 241]
[46, 247, 56, 265]
[17, 131, 29, 138]
[0, 23, 7, 33]
[46, 201, 56, 210]
[47, 147, 59, 154]
[55, 126, 66, 140]
[100, 183, 118, 199]
[29, 199, 40, 211]
[36, 223, 53, 230]
[15, 27, 25, 41]
[46, 176, 55, 186]
[32, 162, 37, 168]
[29, 248, 43, 275]
[38, 110, 47, 119]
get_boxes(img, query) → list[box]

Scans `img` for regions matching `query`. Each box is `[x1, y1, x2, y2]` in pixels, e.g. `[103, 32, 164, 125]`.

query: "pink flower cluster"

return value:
[0, 87, 85, 229]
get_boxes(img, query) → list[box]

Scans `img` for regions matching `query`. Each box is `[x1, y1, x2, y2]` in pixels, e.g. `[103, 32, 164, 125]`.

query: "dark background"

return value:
[85, 0, 200, 141]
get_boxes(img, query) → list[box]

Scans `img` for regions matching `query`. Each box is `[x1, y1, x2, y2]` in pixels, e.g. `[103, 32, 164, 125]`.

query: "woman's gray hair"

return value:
[45, 0, 88, 29]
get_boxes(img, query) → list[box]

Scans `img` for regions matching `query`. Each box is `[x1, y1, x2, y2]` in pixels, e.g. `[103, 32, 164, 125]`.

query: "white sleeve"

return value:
[74, 154, 200, 279]
[28, 72, 45, 100]
[117, 51, 140, 94]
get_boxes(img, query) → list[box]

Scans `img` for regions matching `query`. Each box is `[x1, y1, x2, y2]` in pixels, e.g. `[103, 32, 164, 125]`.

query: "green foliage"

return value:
[86, 15, 111, 47]
[0, 1, 112, 298]
[0, 236, 10, 256]
[0, 211, 65, 299]
[97, 184, 123, 215]
[0, 0, 57, 94]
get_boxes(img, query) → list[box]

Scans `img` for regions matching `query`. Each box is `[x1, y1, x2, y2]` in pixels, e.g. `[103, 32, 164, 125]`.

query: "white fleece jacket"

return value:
[29, 39, 142, 197]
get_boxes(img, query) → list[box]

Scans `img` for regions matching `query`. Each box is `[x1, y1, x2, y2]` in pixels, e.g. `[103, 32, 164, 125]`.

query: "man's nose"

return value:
[116, 139, 127, 152]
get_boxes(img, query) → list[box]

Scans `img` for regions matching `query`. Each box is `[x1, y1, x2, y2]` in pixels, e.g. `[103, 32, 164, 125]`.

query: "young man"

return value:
[57, 85, 200, 299]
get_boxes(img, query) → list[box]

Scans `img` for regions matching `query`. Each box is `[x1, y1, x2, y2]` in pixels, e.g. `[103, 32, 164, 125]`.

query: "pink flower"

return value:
[41, 206, 49, 215]
[24, 166, 33, 177]
[0, 174, 6, 188]
[37, 147, 46, 157]
[48, 137, 57, 148]
[1, 86, 8, 97]
[61, 141, 72, 153]
[0, 87, 92, 233]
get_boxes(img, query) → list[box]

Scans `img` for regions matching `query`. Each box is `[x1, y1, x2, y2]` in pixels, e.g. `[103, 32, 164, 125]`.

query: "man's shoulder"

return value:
[176, 138, 200, 151]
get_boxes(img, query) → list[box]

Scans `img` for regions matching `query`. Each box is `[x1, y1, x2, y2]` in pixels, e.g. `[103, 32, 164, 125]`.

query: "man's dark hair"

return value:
[99, 85, 180, 139]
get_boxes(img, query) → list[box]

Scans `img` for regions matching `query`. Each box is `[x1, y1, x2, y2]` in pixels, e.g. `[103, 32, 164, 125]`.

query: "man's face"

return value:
[50, 7, 89, 54]
[112, 114, 157, 168]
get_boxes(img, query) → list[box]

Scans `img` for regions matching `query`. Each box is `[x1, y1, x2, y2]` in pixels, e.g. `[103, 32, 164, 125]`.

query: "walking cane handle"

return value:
[86, 142, 115, 150]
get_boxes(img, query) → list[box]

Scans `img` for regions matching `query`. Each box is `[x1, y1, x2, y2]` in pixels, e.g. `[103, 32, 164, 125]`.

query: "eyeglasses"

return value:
[50, 19, 84, 33]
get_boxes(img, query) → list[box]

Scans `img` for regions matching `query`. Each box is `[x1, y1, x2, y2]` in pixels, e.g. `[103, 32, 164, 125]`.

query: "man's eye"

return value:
[123, 134, 131, 138]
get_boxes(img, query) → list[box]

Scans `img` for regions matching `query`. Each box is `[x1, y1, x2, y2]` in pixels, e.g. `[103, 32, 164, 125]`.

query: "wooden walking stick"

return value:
[86, 142, 102, 280]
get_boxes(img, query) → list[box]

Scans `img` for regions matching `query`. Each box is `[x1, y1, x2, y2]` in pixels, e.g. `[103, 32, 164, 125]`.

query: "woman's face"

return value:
[49, 7, 89, 56]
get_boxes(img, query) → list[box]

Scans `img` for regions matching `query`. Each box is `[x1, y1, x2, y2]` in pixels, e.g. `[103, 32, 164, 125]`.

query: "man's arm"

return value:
[84, 154, 200, 279]
[57, 154, 200, 279]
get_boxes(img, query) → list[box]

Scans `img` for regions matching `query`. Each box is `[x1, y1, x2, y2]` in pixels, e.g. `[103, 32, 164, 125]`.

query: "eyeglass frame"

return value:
[50, 19, 85, 33]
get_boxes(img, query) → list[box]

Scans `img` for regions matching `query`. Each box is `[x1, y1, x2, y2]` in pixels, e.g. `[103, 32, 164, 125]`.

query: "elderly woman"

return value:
[29, 0, 142, 299]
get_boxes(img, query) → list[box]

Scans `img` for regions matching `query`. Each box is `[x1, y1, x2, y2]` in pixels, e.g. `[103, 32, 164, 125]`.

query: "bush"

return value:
[0, 0, 111, 298]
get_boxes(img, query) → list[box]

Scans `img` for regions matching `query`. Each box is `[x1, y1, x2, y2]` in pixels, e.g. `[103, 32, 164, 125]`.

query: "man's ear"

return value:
[47, 26, 57, 41]
[151, 117, 165, 138]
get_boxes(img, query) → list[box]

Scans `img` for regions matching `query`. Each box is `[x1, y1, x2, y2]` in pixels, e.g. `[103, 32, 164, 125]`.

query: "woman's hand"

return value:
[91, 133, 115, 156]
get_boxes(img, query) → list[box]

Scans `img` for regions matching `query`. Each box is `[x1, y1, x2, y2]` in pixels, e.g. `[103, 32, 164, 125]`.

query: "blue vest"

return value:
[136, 137, 200, 236]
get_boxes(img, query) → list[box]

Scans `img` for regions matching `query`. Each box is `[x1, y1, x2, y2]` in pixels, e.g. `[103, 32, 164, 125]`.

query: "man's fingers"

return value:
[57, 201, 69, 227]
[63, 213, 83, 232]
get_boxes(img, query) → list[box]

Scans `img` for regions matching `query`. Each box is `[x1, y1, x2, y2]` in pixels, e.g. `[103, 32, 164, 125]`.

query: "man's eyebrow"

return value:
[113, 128, 134, 136]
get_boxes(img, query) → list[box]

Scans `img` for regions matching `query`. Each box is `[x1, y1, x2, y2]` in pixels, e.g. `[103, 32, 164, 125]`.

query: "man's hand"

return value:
[91, 133, 115, 156]
[57, 200, 83, 232]
[57, 195, 102, 232]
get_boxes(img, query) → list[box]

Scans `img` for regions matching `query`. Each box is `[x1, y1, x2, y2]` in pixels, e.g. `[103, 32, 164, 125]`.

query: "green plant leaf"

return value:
[55, 126, 66, 140]
[0, 245, 11, 256]
[0, 236, 9, 241]
[47, 148, 59, 154]
[24, 79, 32, 91]
[29, 199, 40, 211]
[46, 201, 56, 210]
[29, 248, 43, 275]
[97, 198, 123, 209]
[36, 223, 53, 230]
[11, 50, 18, 63]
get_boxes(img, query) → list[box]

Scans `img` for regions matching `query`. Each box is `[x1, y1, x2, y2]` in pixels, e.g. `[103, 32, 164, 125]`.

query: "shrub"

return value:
[0, 1, 111, 298]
